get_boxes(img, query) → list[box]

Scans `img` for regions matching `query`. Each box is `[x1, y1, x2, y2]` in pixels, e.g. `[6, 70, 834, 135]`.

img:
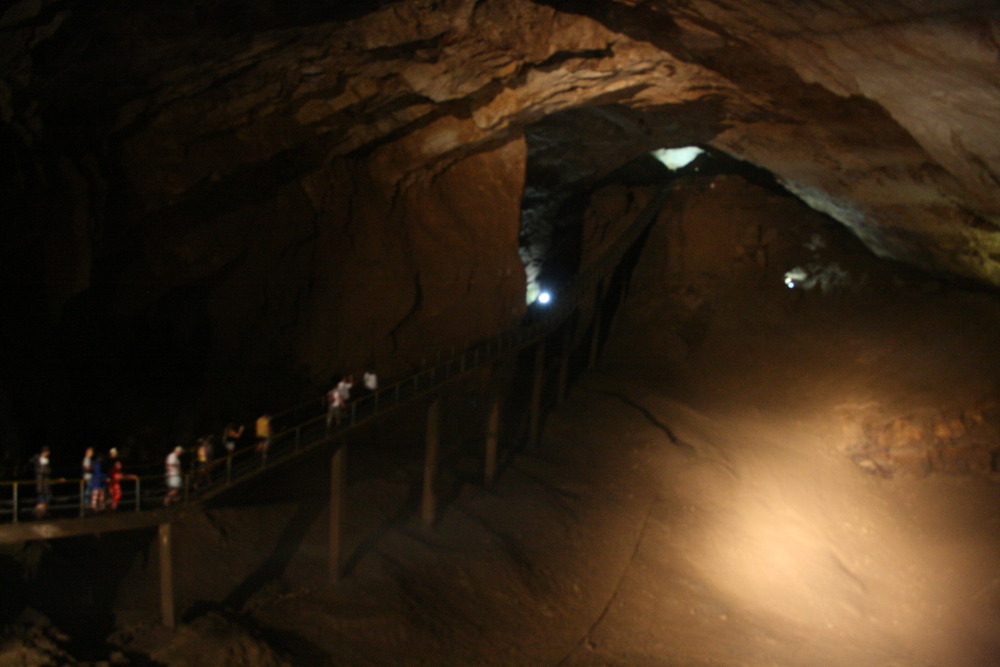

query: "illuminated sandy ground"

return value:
[576, 286, 1000, 665]
[117, 282, 1000, 666]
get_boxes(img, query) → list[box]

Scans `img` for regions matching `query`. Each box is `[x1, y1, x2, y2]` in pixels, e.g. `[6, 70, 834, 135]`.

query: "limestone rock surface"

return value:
[2, 0, 999, 443]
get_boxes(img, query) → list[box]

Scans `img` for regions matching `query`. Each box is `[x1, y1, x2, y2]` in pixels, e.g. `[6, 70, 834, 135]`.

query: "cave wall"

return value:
[295, 138, 526, 376]
[3, 0, 1000, 449]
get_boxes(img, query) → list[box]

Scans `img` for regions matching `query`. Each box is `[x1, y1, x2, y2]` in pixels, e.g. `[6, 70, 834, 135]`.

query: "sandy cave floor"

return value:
[117, 282, 1000, 666]
[21, 281, 991, 665]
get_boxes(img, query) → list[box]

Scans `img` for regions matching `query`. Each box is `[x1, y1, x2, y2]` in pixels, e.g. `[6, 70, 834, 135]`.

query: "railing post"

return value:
[485, 398, 501, 486]
[226, 454, 233, 484]
[329, 443, 346, 584]
[422, 398, 441, 526]
[135, 477, 142, 513]
[529, 339, 546, 446]
[12, 482, 18, 523]
[79, 479, 86, 517]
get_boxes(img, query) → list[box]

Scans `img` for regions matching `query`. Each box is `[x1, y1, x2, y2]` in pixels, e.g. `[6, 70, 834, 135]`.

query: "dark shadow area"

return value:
[221, 498, 325, 611]
[0, 529, 160, 663]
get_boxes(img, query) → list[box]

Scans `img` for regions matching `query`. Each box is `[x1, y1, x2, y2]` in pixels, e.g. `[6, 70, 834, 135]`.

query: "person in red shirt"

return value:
[107, 448, 124, 510]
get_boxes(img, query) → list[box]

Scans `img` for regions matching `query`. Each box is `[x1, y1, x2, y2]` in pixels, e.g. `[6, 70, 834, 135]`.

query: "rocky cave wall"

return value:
[615, 170, 1000, 479]
[2, 0, 999, 451]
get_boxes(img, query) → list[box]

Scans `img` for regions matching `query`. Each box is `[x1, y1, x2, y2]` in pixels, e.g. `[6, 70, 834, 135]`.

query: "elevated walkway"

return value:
[0, 183, 670, 623]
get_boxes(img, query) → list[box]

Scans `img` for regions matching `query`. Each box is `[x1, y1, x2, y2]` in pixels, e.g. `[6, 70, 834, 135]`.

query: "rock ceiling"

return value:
[2, 0, 999, 416]
[7, 1, 999, 275]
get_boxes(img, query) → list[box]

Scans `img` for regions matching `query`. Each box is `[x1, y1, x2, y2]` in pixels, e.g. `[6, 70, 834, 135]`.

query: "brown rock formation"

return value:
[2, 0, 999, 444]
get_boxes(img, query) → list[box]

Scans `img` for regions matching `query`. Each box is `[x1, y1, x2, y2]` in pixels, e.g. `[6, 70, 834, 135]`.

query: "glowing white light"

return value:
[784, 267, 809, 290]
[537, 291, 552, 305]
[651, 146, 704, 171]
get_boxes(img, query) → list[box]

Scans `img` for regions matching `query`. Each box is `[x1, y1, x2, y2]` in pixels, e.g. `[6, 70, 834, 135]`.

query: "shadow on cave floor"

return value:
[0, 531, 165, 665]
[220, 499, 326, 612]
[232, 278, 1000, 666]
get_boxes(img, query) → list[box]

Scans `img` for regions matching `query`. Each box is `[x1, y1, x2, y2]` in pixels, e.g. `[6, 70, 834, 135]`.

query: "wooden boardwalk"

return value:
[0, 185, 669, 625]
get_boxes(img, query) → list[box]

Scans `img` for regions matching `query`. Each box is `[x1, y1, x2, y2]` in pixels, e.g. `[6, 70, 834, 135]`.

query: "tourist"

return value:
[107, 448, 124, 511]
[337, 374, 354, 403]
[81, 447, 94, 505]
[363, 369, 378, 396]
[90, 454, 106, 511]
[31, 447, 52, 518]
[255, 413, 272, 464]
[164, 446, 183, 506]
[194, 435, 214, 489]
[326, 384, 345, 431]
[222, 422, 244, 455]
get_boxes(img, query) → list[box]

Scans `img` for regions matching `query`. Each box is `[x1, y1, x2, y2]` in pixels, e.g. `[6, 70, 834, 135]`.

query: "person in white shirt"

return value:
[164, 446, 183, 506]
[326, 385, 345, 429]
[336, 375, 353, 403]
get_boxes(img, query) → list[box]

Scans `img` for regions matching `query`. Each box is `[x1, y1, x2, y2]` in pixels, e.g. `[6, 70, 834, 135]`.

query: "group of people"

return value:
[164, 423, 245, 505]
[22, 368, 382, 517]
[325, 370, 378, 430]
[163, 414, 270, 505]
[26, 445, 131, 518]
[82, 446, 130, 513]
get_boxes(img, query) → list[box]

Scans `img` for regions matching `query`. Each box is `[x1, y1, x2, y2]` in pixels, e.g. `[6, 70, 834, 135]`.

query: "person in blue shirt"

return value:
[89, 454, 107, 511]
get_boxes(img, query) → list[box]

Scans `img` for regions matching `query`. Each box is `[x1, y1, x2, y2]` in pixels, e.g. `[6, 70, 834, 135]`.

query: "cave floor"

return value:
[121, 282, 1000, 666]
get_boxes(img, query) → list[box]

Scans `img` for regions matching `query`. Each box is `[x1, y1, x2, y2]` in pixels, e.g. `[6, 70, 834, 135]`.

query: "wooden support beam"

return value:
[422, 399, 441, 526]
[556, 318, 574, 405]
[329, 443, 347, 584]
[528, 340, 546, 445]
[607, 276, 629, 343]
[159, 522, 175, 628]
[484, 398, 500, 485]
[588, 282, 605, 369]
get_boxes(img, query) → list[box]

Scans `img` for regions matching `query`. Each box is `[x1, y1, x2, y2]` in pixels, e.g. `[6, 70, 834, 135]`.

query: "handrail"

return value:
[0, 184, 669, 529]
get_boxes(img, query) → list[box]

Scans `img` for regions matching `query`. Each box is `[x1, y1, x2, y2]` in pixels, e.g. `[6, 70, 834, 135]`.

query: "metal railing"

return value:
[0, 185, 669, 530]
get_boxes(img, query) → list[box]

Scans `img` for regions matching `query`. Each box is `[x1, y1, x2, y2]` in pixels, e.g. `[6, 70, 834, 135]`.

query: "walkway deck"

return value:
[0, 185, 670, 545]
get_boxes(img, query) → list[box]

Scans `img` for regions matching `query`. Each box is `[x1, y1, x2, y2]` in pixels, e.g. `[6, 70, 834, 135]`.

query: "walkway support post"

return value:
[329, 442, 346, 584]
[159, 522, 175, 628]
[588, 280, 606, 369]
[484, 398, 501, 485]
[556, 316, 574, 405]
[422, 399, 441, 526]
[529, 340, 546, 446]
[607, 273, 630, 343]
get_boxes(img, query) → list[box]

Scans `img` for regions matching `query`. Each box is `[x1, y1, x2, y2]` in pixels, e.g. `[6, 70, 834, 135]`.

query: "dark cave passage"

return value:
[3, 1, 1000, 664]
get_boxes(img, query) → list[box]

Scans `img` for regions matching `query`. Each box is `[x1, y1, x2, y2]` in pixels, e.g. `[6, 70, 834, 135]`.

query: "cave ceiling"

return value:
[4, 0, 1000, 304]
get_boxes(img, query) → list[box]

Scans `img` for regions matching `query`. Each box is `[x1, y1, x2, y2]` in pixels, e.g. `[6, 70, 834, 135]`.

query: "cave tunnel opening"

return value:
[518, 133, 802, 311]
[511, 107, 1000, 665]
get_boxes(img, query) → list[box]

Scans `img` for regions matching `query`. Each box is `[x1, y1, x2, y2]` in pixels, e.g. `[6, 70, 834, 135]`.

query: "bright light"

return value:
[784, 267, 808, 290]
[537, 291, 552, 305]
[651, 146, 704, 171]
